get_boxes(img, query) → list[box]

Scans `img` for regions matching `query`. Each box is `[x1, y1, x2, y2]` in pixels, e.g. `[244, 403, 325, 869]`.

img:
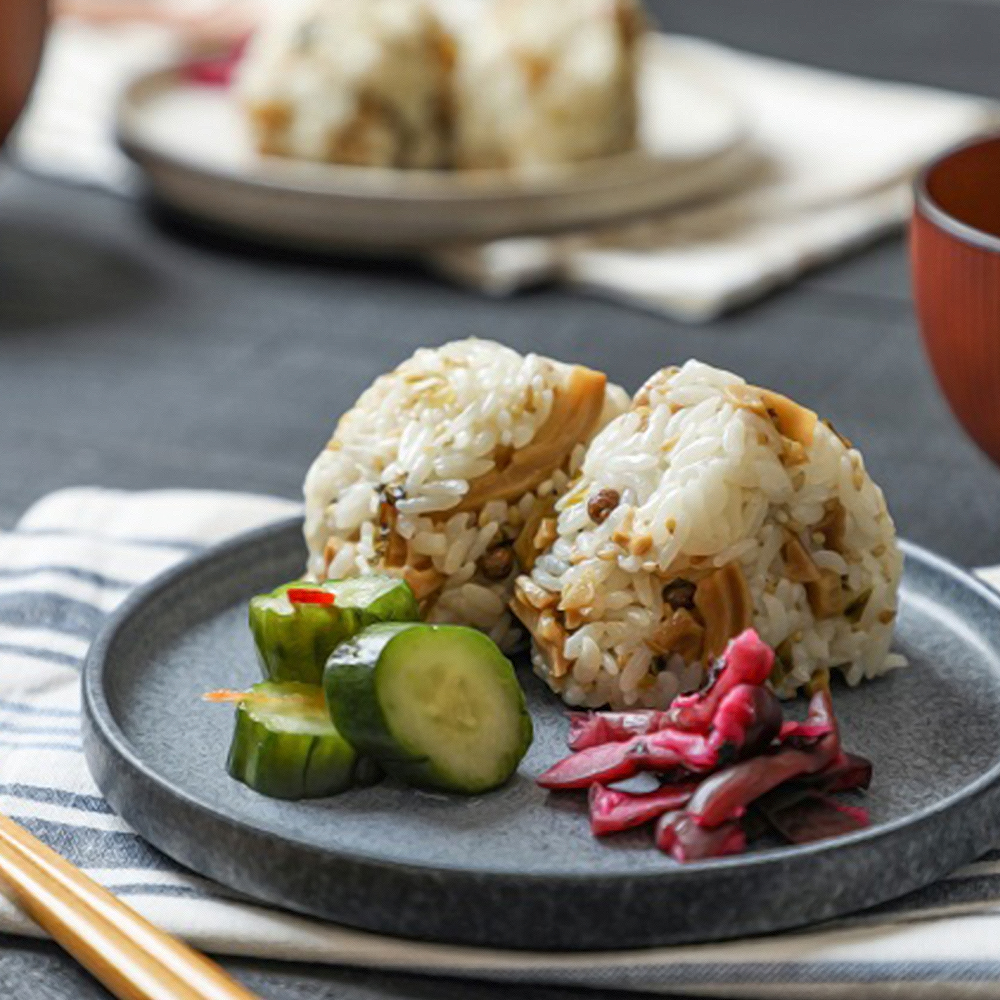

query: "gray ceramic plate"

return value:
[83, 519, 1000, 951]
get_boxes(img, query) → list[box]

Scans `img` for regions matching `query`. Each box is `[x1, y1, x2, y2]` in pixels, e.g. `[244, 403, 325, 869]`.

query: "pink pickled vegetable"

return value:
[540, 729, 718, 791]
[541, 674, 786, 790]
[568, 711, 672, 751]
[539, 729, 712, 790]
[541, 634, 871, 862]
[685, 743, 832, 828]
[630, 729, 717, 772]
[536, 740, 641, 790]
[812, 752, 873, 794]
[779, 682, 837, 745]
[655, 811, 747, 861]
[668, 629, 775, 733]
[779, 719, 835, 744]
[589, 783, 698, 836]
[707, 684, 783, 761]
[687, 689, 839, 828]
[762, 792, 869, 844]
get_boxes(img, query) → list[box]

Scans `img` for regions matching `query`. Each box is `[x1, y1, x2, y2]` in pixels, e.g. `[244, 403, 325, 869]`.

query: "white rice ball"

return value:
[303, 338, 629, 649]
[238, 0, 454, 168]
[453, 0, 645, 169]
[512, 360, 905, 708]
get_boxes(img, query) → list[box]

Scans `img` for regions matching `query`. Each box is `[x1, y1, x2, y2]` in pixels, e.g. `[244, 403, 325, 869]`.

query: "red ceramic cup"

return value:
[912, 133, 1000, 466]
[0, 0, 47, 147]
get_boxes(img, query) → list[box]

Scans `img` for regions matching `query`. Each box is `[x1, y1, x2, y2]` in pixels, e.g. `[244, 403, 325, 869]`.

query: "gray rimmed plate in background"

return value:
[116, 35, 752, 251]
[82, 518, 1000, 951]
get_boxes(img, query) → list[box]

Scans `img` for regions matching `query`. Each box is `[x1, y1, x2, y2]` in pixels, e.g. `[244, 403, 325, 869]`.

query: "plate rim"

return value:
[82, 517, 1000, 888]
[118, 72, 746, 206]
[116, 33, 749, 207]
[113, 34, 756, 250]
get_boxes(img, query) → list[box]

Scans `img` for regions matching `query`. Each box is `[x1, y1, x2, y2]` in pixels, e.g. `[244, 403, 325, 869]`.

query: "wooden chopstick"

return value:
[0, 811, 260, 1000]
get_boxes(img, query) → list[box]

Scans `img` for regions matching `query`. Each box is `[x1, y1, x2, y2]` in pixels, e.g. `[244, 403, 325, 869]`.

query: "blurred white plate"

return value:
[117, 34, 750, 251]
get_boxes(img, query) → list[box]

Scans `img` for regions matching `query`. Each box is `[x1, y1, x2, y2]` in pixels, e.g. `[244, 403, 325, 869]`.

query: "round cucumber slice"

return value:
[226, 682, 361, 799]
[249, 576, 419, 685]
[325, 622, 533, 795]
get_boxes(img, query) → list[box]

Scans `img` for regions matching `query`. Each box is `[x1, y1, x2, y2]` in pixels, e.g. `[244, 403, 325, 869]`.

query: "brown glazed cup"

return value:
[0, 0, 48, 147]
[912, 133, 1000, 466]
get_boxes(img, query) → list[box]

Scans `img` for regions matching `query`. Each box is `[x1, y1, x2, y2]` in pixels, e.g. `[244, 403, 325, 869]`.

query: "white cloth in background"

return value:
[431, 36, 1000, 319]
[12, 20, 181, 192]
[5, 485, 1000, 998]
[11, 23, 1000, 321]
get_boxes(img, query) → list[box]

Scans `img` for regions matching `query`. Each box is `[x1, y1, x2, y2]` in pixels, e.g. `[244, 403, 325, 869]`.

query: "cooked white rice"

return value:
[452, 0, 645, 169]
[238, 0, 453, 168]
[512, 360, 905, 709]
[303, 338, 629, 650]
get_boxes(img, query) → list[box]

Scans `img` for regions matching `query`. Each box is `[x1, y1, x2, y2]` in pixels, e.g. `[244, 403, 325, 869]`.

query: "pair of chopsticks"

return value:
[0, 811, 259, 999]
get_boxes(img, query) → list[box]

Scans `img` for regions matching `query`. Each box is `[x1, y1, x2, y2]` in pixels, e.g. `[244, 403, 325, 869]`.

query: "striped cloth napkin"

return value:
[8, 485, 1000, 998]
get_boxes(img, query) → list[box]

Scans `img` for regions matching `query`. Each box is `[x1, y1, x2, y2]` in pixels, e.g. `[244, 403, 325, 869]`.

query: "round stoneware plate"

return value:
[117, 34, 750, 250]
[83, 519, 1000, 951]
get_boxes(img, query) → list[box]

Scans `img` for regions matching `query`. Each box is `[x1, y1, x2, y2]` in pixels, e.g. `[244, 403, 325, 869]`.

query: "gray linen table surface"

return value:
[2, 0, 1000, 997]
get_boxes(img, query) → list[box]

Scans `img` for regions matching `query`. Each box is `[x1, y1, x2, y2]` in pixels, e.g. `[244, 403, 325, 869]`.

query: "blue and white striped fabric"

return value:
[7, 486, 1000, 999]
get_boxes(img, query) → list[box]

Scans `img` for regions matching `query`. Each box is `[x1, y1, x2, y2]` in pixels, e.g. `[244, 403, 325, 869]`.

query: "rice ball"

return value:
[453, 0, 646, 169]
[238, 0, 454, 168]
[303, 338, 629, 650]
[511, 360, 905, 709]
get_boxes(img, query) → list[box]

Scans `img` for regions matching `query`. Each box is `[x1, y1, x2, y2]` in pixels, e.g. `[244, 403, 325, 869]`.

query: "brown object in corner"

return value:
[913, 132, 1000, 469]
[0, 0, 47, 147]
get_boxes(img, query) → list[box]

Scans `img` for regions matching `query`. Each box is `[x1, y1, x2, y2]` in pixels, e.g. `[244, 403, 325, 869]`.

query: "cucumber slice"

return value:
[226, 682, 363, 799]
[249, 576, 419, 685]
[325, 622, 533, 795]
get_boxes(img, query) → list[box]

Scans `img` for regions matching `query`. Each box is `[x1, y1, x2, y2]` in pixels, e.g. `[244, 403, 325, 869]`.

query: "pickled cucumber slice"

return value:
[249, 576, 419, 685]
[325, 622, 533, 795]
[225, 682, 362, 799]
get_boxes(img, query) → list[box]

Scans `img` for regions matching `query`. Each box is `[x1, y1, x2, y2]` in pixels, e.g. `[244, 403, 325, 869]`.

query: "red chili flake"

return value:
[286, 587, 336, 606]
[180, 34, 251, 87]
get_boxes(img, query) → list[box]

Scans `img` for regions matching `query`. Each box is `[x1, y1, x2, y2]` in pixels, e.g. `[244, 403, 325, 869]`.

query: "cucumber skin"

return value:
[226, 683, 362, 800]
[249, 578, 419, 686]
[325, 622, 534, 795]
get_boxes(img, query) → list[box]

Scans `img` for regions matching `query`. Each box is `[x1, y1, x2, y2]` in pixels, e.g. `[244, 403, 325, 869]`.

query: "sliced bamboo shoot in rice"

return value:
[303, 339, 627, 650]
[645, 609, 704, 661]
[782, 535, 821, 584]
[456, 367, 609, 512]
[816, 499, 848, 553]
[693, 563, 754, 661]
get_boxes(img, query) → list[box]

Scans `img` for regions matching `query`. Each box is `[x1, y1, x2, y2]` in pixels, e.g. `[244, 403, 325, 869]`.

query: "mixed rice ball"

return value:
[511, 361, 905, 709]
[303, 349, 904, 709]
[238, 0, 454, 168]
[238, 0, 645, 170]
[303, 339, 629, 651]
[453, 0, 645, 169]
